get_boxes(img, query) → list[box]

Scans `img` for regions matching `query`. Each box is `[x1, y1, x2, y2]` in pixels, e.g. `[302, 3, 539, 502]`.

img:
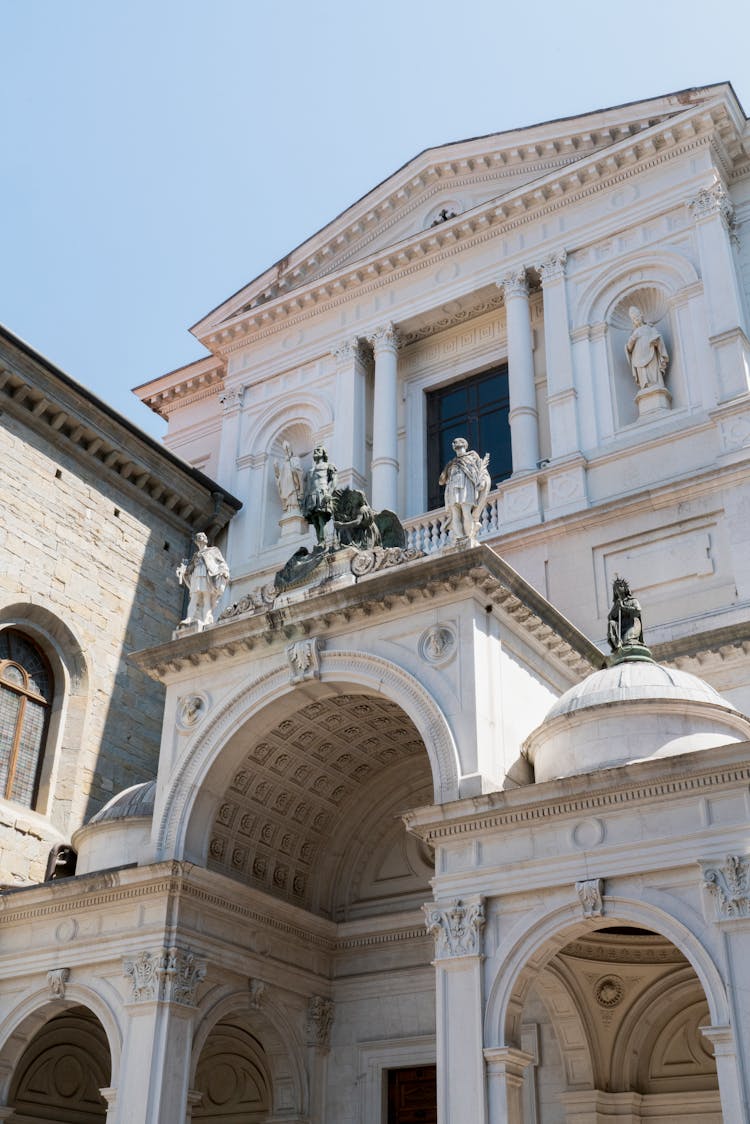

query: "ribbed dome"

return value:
[88, 780, 156, 825]
[545, 661, 731, 722]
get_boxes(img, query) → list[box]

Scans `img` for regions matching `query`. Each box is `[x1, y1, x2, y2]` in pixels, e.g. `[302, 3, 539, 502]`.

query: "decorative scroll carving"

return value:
[576, 878, 604, 918]
[499, 268, 529, 299]
[123, 948, 206, 1005]
[249, 978, 266, 1008]
[287, 637, 324, 683]
[423, 897, 485, 958]
[701, 855, 750, 918]
[369, 322, 401, 353]
[219, 582, 276, 620]
[47, 967, 70, 1000]
[350, 545, 423, 576]
[537, 250, 567, 283]
[306, 995, 335, 1047]
[688, 182, 735, 232]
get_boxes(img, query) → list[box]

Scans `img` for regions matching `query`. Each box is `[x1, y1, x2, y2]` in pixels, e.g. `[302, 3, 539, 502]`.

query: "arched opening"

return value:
[503, 923, 722, 1122]
[7, 1005, 111, 1122]
[205, 689, 434, 919]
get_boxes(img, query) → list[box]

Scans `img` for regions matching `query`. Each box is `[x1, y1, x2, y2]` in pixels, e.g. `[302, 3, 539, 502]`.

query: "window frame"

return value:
[0, 630, 54, 807]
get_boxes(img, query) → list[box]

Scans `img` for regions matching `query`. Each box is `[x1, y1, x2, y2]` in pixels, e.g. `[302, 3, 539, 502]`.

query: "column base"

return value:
[635, 384, 672, 418]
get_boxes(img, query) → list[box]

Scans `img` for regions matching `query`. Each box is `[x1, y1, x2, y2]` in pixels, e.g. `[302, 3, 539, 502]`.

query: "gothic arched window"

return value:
[0, 630, 53, 806]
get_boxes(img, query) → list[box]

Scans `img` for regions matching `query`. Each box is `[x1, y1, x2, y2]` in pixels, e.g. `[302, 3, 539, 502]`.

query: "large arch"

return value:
[483, 895, 730, 1050]
[154, 651, 461, 864]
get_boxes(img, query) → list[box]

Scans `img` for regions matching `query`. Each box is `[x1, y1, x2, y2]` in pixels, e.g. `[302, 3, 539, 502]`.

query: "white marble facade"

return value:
[2, 83, 750, 1122]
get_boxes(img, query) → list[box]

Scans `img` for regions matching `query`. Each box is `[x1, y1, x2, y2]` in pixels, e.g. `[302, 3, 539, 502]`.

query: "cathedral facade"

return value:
[1, 83, 750, 1122]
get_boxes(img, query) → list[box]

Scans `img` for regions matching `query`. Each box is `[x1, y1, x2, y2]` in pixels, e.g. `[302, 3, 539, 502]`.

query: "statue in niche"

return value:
[273, 440, 304, 513]
[625, 305, 669, 391]
[439, 437, 491, 546]
[607, 575, 646, 654]
[176, 532, 230, 629]
[302, 445, 338, 544]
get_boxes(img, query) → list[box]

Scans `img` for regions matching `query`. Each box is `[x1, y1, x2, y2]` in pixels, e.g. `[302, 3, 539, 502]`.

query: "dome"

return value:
[87, 780, 156, 825]
[545, 661, 730, 721]
[525, 658, 750, 784]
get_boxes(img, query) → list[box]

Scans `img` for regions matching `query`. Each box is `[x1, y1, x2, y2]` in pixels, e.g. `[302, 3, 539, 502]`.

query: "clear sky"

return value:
[2, 0, 749, 439]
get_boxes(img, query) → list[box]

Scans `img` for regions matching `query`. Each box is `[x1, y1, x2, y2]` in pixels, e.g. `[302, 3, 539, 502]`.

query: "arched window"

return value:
[0, 630, 53, 806]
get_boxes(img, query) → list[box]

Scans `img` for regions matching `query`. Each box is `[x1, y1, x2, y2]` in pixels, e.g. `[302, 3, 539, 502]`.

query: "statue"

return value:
[625, 306, 669, 390]
[302, 445, 337, 544]
[439, 437, 491, 545]
[333, 488, 382, 550]
[176, 532, 230, 629]
[607, 576, 646, 655]
[273, 440, 304, 513]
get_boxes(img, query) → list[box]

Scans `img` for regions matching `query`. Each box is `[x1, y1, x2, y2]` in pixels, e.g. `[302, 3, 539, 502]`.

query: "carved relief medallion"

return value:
[419, 624, 456, 666]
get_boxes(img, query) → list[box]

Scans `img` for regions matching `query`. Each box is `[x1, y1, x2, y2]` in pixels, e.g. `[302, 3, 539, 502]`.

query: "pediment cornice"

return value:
[195, 97, 747, 355]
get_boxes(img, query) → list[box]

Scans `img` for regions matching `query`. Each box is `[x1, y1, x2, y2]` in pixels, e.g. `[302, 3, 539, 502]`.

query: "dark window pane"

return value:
[438, 386, 468, 422]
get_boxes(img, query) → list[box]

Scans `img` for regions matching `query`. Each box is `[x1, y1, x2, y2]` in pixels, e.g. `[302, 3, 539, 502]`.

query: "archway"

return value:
[6, 1004, 111, 1122]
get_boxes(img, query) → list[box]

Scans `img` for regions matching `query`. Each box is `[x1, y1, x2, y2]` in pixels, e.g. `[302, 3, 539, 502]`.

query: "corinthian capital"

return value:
[537, 251, 567, 283]
[332, 336, 367, 364]
[498, 268, 529, 299]
[423, 897, 485, 958]
[688, 182, 735, 231]
[369, 322, 401, 353]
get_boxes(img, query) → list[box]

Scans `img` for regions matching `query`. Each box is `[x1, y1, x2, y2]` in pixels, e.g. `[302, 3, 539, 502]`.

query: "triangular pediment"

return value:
[190, 84, 745, 342]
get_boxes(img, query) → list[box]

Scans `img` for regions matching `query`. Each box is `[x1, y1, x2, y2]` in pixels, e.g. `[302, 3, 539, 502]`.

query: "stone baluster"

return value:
[369, 322, 400, 512]
[499, 270, 539, 474]
[688, 180, 750, 402]
[332, 337, 368, 490]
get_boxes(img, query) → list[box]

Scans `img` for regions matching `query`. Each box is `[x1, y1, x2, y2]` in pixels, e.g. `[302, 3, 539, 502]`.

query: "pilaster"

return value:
[369, 322, 401, 512]
[688, 180, 750, 403]
[484, 1046, 535, 1124]
[216, 385, 244, 486]
[306, 994, 334, 1124]
[332, 337, 368, 490]
[424, 897, 487, 1124]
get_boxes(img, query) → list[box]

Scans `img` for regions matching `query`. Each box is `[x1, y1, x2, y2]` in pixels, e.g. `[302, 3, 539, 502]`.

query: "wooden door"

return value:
[387, 1065, 437, 1124]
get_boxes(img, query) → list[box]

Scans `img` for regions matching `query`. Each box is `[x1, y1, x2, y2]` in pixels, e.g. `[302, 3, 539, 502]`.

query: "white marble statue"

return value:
[439, 437, 491, 546]
[273, 441, 303, 512]
[625, 305, 669, 390]
[176, 532, 230, 629]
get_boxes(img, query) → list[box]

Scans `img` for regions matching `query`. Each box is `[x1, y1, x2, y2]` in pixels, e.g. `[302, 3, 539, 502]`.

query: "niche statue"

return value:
[439, 437, 491, 546]
[625, 306, 669, 390]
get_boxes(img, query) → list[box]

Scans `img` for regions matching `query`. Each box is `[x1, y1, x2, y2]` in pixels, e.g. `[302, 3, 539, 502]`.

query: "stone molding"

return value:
[576, 878, 604, 918]
[47, 967, 70, 1000]
[286, 637, 324, 684]
[701, 855, 750, 919]
[423, 897, 485, 958]
[203, 116, 728, 353]
[123, 946, 206, 1006]
[306, 995, 335, 1048]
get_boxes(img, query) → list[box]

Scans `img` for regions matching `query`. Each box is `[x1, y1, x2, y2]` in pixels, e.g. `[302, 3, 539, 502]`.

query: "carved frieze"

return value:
[123, 947, 207, 1006]
[47, 967, 70, 1000]
[306, 995, 335, 1048]
[423, 897, 485, 958]
[350, 545, 423, 576]
[219, 582, 276, 621]
[576, 878, 604, 919]
[286, 637, 324, 683]
[701, 855, 750, 919]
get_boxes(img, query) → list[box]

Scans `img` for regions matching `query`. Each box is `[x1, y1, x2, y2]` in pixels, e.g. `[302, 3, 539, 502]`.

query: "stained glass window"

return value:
[0, 631, 53, 806]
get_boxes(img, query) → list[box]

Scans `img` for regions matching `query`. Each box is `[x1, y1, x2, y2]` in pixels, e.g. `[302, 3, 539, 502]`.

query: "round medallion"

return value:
[419, 624, 456, 665]
[595, 975, 624, 1008]
[177, 693, 209, 731]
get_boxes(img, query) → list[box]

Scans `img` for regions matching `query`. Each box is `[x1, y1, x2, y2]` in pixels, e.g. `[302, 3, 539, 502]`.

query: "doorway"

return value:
[387, 1065, 437, 1124]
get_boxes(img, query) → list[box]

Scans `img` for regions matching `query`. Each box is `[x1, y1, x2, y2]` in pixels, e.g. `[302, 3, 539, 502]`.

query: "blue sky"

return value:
[2, 0, 749, 439]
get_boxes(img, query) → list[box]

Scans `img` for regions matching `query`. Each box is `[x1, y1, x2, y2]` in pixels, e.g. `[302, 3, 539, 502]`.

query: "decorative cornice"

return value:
[201, 106, 733, 353]
[701, 854, 750, 919]
[423, 897, 485, 958]
[136, 363, 225, 420]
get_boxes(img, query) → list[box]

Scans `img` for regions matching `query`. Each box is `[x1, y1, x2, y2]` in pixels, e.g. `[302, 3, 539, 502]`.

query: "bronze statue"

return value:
[302, 445, 337, 544]
[607, 576, 644, 652]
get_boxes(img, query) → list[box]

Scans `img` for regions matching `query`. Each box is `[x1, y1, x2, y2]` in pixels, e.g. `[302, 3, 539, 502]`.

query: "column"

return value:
[306, 995, 334, 1124]
[216, 386, 244, 486]
[688, 180, 750, 402]
[484, 1047, 535, 1124]
[499, 270, 539, 474]
[332, 337, 368, 490]
[424, 897, 487, 1124]
[369, 322, 400, 512]
[117, 947, 206, 1124]
[538, 252, 588, 517]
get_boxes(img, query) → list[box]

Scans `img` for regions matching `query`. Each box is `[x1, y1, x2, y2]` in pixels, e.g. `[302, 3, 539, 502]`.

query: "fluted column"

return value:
[538, 251, 579, 459]
[369, 322, 400, 512]
[332, 337, 368, 490]
[688, 180, 750, 402]
[424, 897, 487, 1124]
[500, 270, 539, 474]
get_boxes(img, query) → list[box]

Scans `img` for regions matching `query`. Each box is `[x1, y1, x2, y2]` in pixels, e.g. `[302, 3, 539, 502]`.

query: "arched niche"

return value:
[155, 653, 460, 878]
[0, 603, 89, 820]
[191, 989, 306, 1121]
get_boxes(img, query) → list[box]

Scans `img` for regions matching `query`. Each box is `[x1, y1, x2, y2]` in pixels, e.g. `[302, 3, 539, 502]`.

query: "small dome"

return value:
[525, 658, 750, 783]
[88, 780, 156, 825]
[545, 661, 730, 722]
